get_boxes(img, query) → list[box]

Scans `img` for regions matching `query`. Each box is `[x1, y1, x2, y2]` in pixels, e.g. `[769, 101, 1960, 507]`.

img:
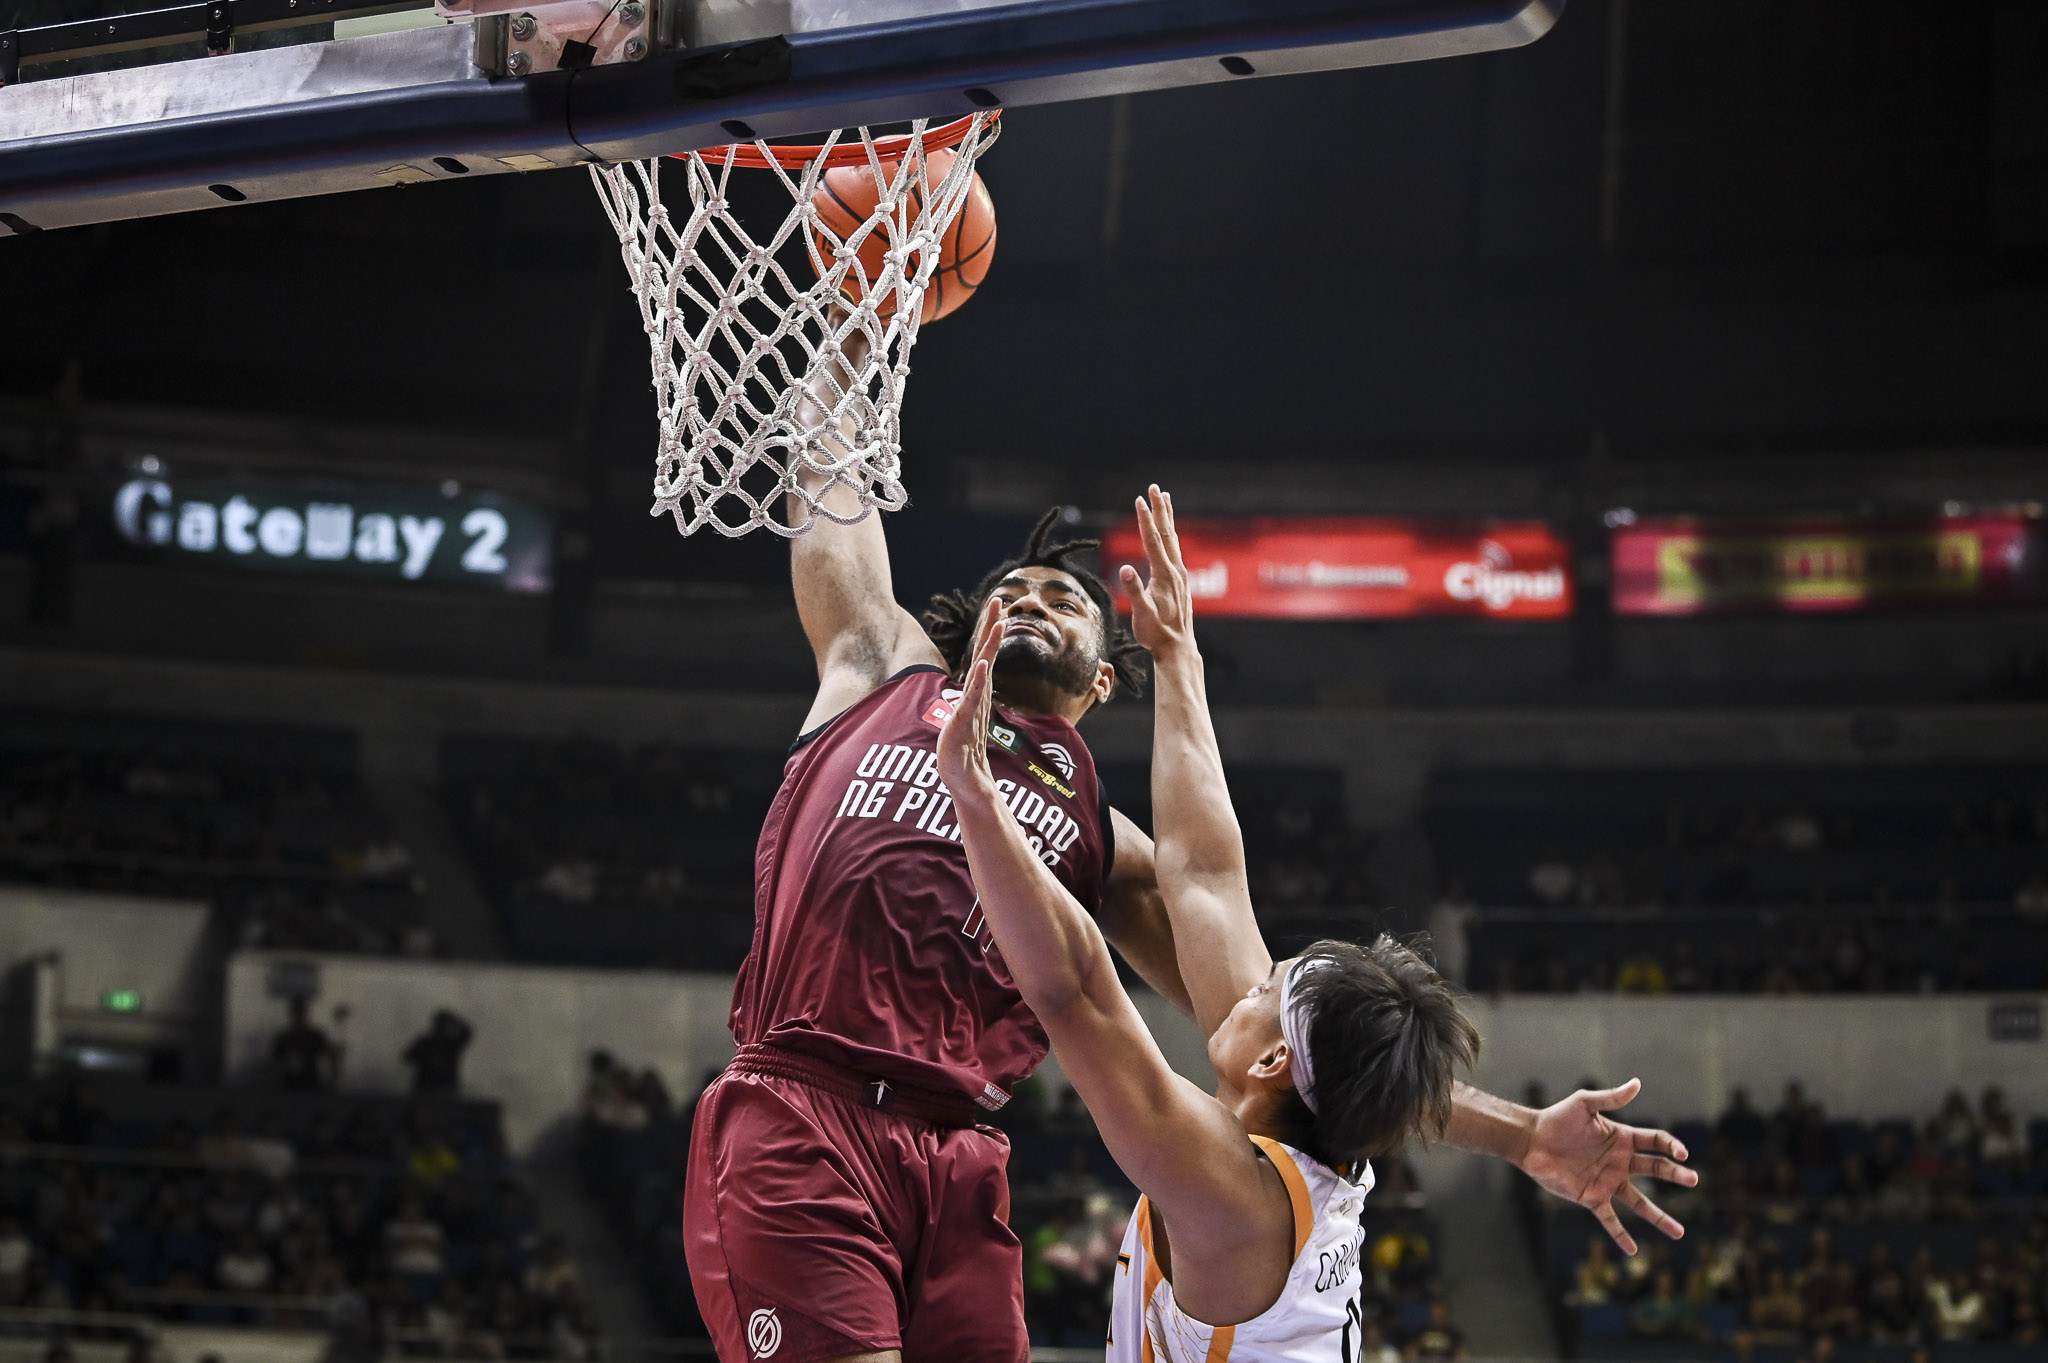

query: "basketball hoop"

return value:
[590, 112, 1001, 538]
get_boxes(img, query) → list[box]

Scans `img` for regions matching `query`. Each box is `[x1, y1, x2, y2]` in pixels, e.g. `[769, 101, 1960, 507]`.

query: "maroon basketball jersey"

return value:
[733, 666, 1110, 1110]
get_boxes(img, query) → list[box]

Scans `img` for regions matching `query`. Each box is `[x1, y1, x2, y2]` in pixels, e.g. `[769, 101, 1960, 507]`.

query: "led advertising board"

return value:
[1611, 514, 2042, 615]
[105, 473, 551, 593]
[1102, 517, 1572, 620]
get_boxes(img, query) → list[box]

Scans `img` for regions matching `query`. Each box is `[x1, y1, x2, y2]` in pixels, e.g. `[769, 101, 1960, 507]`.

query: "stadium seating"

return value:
[1534, 1084, 2048, 1360]
[0, 1078, 596, 1359]
[441, 737, 777, 969]
[1434, 765, 2048, 993]
[0, 710, 429, 957]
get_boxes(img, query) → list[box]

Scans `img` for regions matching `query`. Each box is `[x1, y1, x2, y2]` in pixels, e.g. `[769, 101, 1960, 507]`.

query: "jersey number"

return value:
[1339, 1287, 1364, 1363]
[961, 899, 993, 953]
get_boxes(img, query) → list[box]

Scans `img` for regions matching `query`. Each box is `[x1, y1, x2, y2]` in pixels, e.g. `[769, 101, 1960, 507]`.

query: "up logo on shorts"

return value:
[747, 1307, 783, 1358]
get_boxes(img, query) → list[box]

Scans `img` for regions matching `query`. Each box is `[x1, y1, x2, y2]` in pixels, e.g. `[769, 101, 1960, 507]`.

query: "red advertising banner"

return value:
[1611, 514, 2042, 615]
[1102, 517, 1573, 620]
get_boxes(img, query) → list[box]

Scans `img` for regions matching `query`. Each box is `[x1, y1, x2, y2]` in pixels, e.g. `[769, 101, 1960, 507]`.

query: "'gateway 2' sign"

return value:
[110, 476, 551, 593]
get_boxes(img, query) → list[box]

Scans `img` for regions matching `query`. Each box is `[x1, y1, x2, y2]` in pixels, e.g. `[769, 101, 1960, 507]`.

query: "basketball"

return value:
[811, 149, 997, 324]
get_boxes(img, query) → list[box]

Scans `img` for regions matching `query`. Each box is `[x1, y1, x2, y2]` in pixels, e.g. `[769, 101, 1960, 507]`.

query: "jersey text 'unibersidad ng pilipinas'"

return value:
[731, 666, 1110, 1109]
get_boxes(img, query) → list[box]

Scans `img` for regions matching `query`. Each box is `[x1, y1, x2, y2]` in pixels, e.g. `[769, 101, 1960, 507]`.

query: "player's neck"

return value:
[1219, 1081, 1309, 1151]
[990, 678, 1095, 725]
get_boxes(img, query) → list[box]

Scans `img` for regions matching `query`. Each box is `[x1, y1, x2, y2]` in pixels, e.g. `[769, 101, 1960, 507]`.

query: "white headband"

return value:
[1279, 956, 1326, 1116]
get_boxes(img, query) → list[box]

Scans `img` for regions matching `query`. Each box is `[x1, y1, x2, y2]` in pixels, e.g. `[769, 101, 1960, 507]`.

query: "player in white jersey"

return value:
[937, 488, 1698, 1363]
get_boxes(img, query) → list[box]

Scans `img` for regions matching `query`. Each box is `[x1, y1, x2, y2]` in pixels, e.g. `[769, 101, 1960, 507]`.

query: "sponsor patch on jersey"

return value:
[988, 722, 1020, 753]
[1026, 762, 1077, 800]
[976, 1081, 1012, 1112]
[921, 695, 958, 730]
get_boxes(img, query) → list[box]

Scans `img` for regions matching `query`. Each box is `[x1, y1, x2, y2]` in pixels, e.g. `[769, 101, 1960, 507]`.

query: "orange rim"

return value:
[673, 111, 997, 169]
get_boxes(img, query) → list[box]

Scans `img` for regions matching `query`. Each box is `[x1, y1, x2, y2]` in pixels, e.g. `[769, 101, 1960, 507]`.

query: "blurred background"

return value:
[0, 0, 2045, 1361]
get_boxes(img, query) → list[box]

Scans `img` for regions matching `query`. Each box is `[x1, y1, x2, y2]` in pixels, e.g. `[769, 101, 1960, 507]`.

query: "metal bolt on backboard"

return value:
[505, 47, 530, 73]
[509, 11, 534, 38]
[622, 36, 644, 60]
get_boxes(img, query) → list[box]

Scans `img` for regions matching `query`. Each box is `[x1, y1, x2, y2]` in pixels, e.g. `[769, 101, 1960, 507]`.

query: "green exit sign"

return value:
[101, 989, 142, 1013]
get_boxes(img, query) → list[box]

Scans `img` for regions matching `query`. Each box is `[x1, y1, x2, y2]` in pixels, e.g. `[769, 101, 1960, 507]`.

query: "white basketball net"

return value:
[590, 113, 1001, 538]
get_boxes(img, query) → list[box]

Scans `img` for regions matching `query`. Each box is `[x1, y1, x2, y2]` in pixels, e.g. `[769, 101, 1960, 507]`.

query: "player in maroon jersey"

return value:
[683, 424, 1692, 1361]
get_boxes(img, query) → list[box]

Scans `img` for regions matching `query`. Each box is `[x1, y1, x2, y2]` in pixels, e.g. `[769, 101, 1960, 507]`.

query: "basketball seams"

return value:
[812, 151, 992, 323]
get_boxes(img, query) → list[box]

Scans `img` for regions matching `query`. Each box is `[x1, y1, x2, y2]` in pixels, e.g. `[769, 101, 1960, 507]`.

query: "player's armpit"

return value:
[1098, 812, 1194, 1018]
[790, 521, 944, 733]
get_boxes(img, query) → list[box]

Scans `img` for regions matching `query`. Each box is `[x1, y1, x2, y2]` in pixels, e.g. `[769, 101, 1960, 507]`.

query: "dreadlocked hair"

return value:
[921, 507, 1149, 701]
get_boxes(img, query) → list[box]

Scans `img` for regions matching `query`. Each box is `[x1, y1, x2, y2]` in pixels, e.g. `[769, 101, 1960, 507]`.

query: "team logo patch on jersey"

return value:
[988, 722, 1020, 753]
[747, 1307, 782, 1358]
[922, 695, 958, 730]
[1041, 742, 1077, 780]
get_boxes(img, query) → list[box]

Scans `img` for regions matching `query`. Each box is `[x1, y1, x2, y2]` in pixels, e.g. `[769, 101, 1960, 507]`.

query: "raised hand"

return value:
[1519, 1078, 1697, 1257]
[936, 598, 1005, 801]
[1118, 484, 1193, 657]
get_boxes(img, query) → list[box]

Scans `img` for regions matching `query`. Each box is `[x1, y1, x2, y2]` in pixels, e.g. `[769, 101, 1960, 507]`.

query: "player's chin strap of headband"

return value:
[1278, 956, 1329, 1117]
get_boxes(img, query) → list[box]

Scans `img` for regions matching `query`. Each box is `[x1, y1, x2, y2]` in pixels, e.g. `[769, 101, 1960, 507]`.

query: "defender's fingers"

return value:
[1587, 1078, 1643, 1111]
[1119, 564, 1157, 622]
[1146, 485, 1184, 569]
[1592, 1202, 1637, 1258]
[1620, 1184, 1684, 1241]
[1629, 1155, 1699, 1187]
[1136, 497, 1169, 570]
[1630, 1126, 1691, 1164]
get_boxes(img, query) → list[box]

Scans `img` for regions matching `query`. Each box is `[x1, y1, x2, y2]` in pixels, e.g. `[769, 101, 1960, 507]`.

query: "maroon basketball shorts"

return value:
[683, 1045, 1027, 1363]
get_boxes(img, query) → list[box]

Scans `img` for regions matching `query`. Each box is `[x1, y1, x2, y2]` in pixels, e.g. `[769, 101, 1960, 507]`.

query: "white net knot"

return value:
[590, 114, 1000, 538]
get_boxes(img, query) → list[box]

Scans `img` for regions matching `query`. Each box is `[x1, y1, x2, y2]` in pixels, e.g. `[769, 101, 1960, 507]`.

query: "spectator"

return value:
[383, 1196, 446, 1280]
[217, 1230, 275, 1292]
[1404, 1301, 1467, 1359]
[402, 1010, 475, 1098]
[1358, 1321, 1401, 1363]
[1525, 847, 1575, 905]
[1928, 1090, 1977, 1153]
[1927, 1269, 1986, 1342]
[1748, 1267, 1805, 1341]
[1567, 1237, 1620, 1306]
[0, 1217, 31, 1304]
[1805, 1262, 1861, 1340]
[524, 1234, 580, 1303]
[1716, 1089, 1767, 1148]
[269, 997, 341, 1091]
[1864, 1272, 1917, 1343]
[1629, 1269, 1697, 1339]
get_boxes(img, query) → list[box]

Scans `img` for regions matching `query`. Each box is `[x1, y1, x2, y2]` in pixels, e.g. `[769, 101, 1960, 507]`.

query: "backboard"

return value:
[0, 0, 1563, 236]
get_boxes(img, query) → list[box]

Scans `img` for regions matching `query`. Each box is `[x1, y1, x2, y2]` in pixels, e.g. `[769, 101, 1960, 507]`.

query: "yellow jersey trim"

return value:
[1248, 1135, 1315, 1262]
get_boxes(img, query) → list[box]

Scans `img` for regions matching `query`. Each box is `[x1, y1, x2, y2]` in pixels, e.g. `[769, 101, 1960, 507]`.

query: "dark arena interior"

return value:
[0, 2, 2045, 1363]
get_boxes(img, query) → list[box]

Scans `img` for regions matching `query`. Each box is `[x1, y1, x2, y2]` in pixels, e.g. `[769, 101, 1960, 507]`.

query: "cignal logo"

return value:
[746, 1307, 782, 1358]
[1443, 540, 1566, 612]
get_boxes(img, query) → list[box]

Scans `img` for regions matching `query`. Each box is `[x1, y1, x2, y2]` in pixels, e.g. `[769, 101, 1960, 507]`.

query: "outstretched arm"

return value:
[1121, 490, 1695, 1252]
[1117, 487, 1272, 1038]
[789, 320, 942, 735]
[935, 608, 1284, 1256]
[1443, 1079, 1696, 1255]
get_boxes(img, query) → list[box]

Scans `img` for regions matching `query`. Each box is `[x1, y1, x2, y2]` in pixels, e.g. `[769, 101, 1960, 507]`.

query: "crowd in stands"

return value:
[442, 737, 776, 970]
[0, 1078, 601, 1362]
[574, 1056, 1467, 1355]
[1539, 1082, 2048, 1361]
[1094, 761, 1378, 939]
[0, 710, 432, 957]
[1435, 766, 2048, 994]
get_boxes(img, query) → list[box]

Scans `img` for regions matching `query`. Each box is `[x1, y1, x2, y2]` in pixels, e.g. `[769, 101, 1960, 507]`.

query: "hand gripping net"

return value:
[590, 113, 1001, 538]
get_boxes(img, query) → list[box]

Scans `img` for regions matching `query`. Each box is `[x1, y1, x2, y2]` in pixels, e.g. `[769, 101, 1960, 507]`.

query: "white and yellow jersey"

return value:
[1106, 1137, 1373, 1363]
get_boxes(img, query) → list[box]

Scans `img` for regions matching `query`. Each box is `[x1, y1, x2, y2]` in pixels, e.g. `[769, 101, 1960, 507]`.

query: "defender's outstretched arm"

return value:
[936, 609, 1285, 1257]
[1118, 487, 1272, 1037]
[788, 320, 942, 735]
[1119, 486, 1696, 1253]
